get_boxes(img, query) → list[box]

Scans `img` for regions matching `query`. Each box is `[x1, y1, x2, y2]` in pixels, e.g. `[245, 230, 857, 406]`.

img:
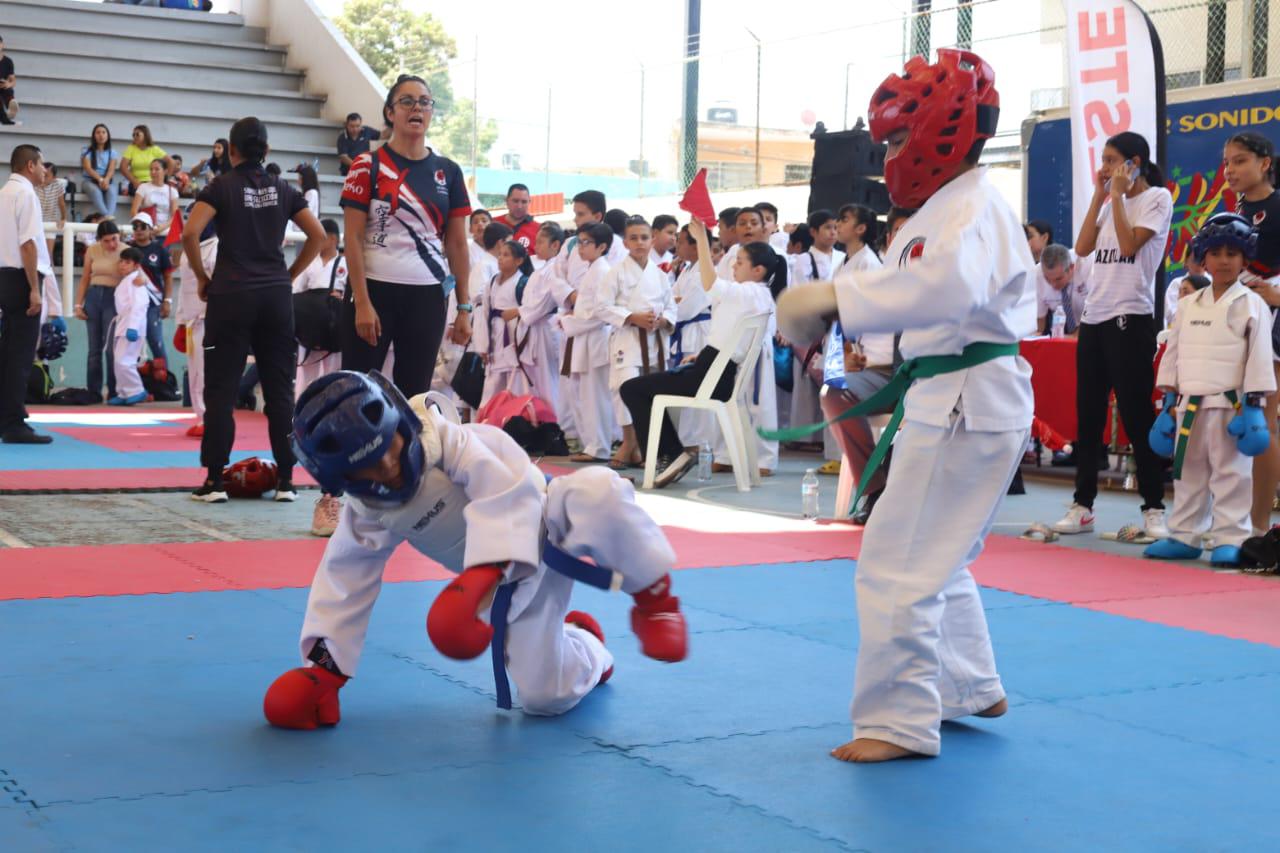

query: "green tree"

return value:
[334, 0, 497, 167]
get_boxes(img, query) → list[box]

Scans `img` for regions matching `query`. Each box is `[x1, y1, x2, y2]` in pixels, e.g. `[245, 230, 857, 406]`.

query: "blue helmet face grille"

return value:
[1191, 212, 1258, 264]
[291, 370, 425, 503]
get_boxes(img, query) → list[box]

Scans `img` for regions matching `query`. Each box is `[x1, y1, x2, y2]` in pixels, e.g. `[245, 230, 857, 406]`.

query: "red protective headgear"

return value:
[222, 457, 280, 498]
[868, 48, 1000, 208]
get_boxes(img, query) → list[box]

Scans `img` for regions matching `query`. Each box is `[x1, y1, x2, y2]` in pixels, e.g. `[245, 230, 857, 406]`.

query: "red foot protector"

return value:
[630, 574, 688, 662]
[263, 666, 347, 730]
[426, 564, 505, 659]
[565, 610, 612, 684]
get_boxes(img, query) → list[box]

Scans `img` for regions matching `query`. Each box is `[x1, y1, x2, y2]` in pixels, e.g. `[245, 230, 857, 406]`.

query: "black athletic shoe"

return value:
[1, 426, 52, 444]
[274, 480, 298, 503]
[654, 452, 696, 489]
[191, 480, 228, 503]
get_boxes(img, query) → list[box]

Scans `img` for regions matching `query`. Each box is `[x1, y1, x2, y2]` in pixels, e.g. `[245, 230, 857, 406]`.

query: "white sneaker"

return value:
[310, 494, 341, 537]
[1143, 508, 1170, 540]
[1051, 503, 1095, 534]
[274, 480, 298, 503]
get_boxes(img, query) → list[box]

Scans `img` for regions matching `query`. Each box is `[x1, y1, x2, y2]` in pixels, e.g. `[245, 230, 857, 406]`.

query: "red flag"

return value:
[163, 206, 184, 248]
[678, 168, 717, 228]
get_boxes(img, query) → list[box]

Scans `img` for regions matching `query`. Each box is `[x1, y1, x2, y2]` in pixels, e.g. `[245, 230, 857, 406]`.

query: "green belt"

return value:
[1171, 391, 1238, 480]
[761, 341, 1021, 515]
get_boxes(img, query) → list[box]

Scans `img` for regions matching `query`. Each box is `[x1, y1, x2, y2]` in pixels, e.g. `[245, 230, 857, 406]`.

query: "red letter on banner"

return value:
[1082, 50, 1130, 92]
[1083, 99, 1132, 140]
[1078, 7, 1126, 51]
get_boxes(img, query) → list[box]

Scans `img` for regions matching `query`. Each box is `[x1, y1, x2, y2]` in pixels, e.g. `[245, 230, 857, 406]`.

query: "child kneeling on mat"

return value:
[1146, 212, 1275, 566]
[263, 371, 688, 729]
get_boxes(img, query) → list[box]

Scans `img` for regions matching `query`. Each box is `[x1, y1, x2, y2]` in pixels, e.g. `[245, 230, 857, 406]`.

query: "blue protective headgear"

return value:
[36, 321, 68, 361]
[291, 370, 425, 503]
[1191, 212, 1258, 264]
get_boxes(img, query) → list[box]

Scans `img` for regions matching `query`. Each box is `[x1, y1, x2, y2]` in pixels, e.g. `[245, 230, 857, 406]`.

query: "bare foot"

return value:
[974, 698, 1008, 718]
[830, 738, 923, 763]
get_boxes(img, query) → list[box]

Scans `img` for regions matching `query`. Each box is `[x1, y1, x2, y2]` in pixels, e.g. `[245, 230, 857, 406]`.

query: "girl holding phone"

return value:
[1053, 131, 1174, 540]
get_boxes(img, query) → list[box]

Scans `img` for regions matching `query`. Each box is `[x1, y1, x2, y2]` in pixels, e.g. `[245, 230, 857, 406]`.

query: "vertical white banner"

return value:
[1064, 0, 1162, 237]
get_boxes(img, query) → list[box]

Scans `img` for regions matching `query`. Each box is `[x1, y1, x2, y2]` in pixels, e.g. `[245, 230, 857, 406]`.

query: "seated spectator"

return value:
[1035, 243, 1090, 336]
[81, 124, 120, 219]
[36, 163, 66, 265]
[0, 35, 18, 125]
[120, 125, 171, 196]
[131, 159, 180, 236]
[1024, 219, 1053, 264]
[336, 112, 381, 176]
[167, 154, 195, 198]
[193, 138, 230, 181]
[1165, 253, 1206, 329]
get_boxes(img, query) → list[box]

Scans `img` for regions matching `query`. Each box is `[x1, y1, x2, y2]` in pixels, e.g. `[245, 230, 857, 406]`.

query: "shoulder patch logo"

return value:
[899, 236, 926, 267]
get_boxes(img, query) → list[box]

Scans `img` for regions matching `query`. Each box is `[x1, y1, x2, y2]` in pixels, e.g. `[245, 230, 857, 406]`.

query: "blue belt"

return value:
[671, 311, 711, 364]
[488, 527, 623, 710]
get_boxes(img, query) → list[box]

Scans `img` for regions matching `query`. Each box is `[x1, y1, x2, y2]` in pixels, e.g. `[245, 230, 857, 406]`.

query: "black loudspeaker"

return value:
[808, 127, 889, 215]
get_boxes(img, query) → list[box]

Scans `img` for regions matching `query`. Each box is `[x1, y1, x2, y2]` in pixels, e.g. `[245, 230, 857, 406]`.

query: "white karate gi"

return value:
[1157, 282, 1276, 548]
[786, 247, 846, 444]
[711, 283, 779, 472]
[112, 270, 151, 398]
[176, 237, 216, 421]
[515, 261, 565, 410]
[832, 167, 1035, 756]
[557, 254, 616, 459]
[298, 399, 673, 716]
[671, 263, 715, 448]
[292, 253, 347, 397]
[474, 272, 526, 406]
[597, 256, 676, 427]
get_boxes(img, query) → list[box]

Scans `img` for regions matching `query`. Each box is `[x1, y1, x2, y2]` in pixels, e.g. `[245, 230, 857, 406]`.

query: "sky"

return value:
[303, 0, 1055, 178]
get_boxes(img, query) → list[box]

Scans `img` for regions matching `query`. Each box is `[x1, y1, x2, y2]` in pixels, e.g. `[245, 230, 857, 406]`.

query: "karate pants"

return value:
[1168, 408, 1252, 549]
[852, 415, 1025, 756]
[296, 348, 341, 400]
[187, 319, 206, 422]
[113, 335, 145, 398]
[570, 364, 615, 459]
[300, 467, 672, 716]
[610, 365, 641, 428]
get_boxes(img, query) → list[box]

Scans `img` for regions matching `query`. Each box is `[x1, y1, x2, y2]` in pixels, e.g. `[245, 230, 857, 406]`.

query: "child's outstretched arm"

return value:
[689, 218, 717, 293]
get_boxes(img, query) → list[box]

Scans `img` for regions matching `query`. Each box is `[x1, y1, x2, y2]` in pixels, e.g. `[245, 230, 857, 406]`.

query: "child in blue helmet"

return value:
[262, 371, 688, 729]
[1146, 212, 1276, 566]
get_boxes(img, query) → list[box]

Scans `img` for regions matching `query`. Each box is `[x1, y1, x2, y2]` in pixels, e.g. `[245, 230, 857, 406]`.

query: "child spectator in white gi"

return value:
[176, 222, 216, 437]
[265, 372, 688, 728]
[293, 218, 346, 392]
[784, 208, 845, 450]
[776, 49, 1030, 762]
[622, 217, 781, 487]
[1145, 213, 1275, 566]
[598, 216, 676, 469]
[468, 209, 492, 269]
[756, 201, 789, 253]
[715, 206, 769, 280]
[110, 247, 150, 406]
[1165, 252, 1206, 329]
[514, 222, 568, 410]
[559, 222, 617, 462]
[475, 239, 534, 404]
[669, 224, 715, 451]
[650, 214, 678, 271]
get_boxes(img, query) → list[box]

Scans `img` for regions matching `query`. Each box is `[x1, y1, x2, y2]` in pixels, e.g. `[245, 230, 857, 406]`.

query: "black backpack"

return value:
[25, 361, 52, 403]
[294, 255, 343, 354]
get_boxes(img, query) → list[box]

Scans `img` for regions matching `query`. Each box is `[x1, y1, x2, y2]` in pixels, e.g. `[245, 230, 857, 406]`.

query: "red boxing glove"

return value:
[427, 564, 506, 660]
[631, 574, 689, 663]
[263, 666, 348, 730]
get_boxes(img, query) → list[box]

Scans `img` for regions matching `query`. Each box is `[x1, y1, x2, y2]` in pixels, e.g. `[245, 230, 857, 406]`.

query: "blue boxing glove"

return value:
[126, 328, 139, 342]
[1148, 391, 1177, 458]
[50, 316, 67, 333]
[1228, 397, 1270, 456]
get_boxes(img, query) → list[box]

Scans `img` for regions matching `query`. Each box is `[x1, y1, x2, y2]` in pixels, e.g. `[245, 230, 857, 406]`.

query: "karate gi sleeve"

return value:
[41, 272, 62, 317]
[435, 417, 545, 572]
[472, 283, 490, 354]
[594, 266, 632, 328]
[834, 212, 1000, 336]
[1156, 310, 1180, 391]
[517, 271, 560, 326]
[658, 281, 677, 329]
[298, 502, 404, 676]
[127, 285, 150, 332]
[1240, 296, 1277, 395]
[676, 276, 710, 320]
[560, 267, 607, 336]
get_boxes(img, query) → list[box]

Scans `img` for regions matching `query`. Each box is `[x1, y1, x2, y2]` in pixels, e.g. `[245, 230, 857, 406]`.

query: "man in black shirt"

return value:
[0, 36, 18, 125]
[336, 112, 381, 177]
[183, 116, 325, 504]
[128, 212, 172, 366]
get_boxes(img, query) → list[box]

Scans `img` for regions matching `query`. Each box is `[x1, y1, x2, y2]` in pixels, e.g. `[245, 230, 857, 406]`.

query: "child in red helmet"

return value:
[777, 49, 1036, 761]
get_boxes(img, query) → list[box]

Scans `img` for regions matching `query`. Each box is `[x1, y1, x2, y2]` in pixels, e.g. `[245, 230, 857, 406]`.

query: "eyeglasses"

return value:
[394, 96, 435, 111]
[578, 239, 596, 248]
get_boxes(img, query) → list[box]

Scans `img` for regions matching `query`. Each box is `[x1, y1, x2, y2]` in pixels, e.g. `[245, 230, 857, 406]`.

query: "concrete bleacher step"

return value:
[22, 75, 324, 121]
[17, 48, 305, 93]
[1, 23, 289, 68]
[0, 0, 265, 44]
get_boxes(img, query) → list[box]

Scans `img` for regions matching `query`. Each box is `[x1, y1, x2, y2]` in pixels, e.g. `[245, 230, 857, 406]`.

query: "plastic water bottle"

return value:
[697, 441, 713, 482]
[1051, 305, 1066, 338]
[802, 468, 820, 519]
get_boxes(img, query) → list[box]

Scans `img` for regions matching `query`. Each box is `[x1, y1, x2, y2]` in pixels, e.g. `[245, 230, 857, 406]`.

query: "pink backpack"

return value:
[476, 390, 558, 429]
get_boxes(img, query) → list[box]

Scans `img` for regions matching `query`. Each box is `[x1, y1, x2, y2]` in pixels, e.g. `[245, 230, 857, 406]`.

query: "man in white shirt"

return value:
[0, 144, 53, 443]
[1035, 243, 1090, 336]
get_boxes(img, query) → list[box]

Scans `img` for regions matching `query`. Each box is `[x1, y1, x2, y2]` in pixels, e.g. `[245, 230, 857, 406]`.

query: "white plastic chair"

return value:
[642, 314, 770, 492]
[834, 412, 895, 518]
